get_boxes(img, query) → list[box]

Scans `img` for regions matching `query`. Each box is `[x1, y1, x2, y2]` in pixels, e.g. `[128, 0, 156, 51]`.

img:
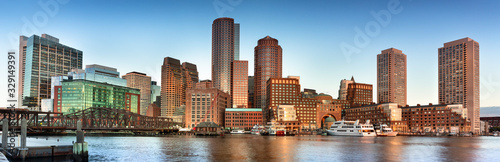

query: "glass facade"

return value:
[59, 79, 140, 114]
[22, 34, 83, 107]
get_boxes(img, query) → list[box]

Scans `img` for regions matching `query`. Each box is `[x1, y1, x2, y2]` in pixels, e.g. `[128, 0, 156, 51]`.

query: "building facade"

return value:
[185, 81, 230, 129]
[248, 76, 254, 108]
[123, 72, 152, 115]
[402, 104, 470, 133]
[231, 60, 248, 108]
[161, 57, 198, 118]
[21, 34, 83, 107]
[481, 117, 500, 128]
[254, 36, 283, 110]
[345, 103, 407, 132]
[224, 108, 263, 130]
[150, 81, 161, 104]
[346, 78, 373, 107]
[377, 48, 407, 106]
[54, 79, 140, 114]
[338, 78, 354, 100]
[84, 64, 126, 87]
[438, 37, 480, 134]
[212, 17, 239, 94]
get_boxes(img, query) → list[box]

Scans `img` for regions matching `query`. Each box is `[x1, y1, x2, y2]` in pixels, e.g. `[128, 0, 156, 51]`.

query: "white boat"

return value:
[251, 125, 265, 135]
[375, 124, 398, 137]
[326, 120, 376, 137]
[230, 129, 246, 134]
[262, 120, 286, 136]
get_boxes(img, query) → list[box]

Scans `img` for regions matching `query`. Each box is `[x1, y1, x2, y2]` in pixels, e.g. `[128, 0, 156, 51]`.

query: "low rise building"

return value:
[185, 81, 230, 129]
[401, 104, 470, 133]
[224, 108, 263, 130]
[480, 117, 500, 127]
[345, 103, 407, 132]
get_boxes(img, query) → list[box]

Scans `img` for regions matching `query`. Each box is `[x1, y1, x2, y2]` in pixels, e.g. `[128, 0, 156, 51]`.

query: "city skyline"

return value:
[1, 1, 500, 107]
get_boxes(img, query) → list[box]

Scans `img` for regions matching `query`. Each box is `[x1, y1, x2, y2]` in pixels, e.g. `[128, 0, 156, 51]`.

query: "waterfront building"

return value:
[224, 108, 263, 130]
[302, 89, 318, 99]
[123, 72, 151, 115]
[266, 77, 321, 129]
[150, 81, 161, 104]
[212, 17, 239, 94]
[481, 117, 500, 127]
[231, 60, 248, 108]
[314, 95, 343, 129]
[185, 81, 230, 129]
[438, 37, 480, 134]
[338, 78, 354, 100]
[346, 77, 373, 107]
[401, 104, 470, 133]
[377, 48, 407, 106]
[20, 34, 83, 107]
[345, 103, 407, 132]
[161, 57, 198, 118]
[54, 79, 140, 114]
[254, 36, 283, 110]
[276, 104, 301, 131]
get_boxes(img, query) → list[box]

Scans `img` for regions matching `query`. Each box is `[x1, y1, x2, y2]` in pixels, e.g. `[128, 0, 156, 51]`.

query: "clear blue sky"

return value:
[1, 0, 499, 107]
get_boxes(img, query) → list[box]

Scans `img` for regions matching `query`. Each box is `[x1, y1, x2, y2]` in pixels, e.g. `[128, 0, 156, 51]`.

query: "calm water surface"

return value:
[41, 135, 500, 161]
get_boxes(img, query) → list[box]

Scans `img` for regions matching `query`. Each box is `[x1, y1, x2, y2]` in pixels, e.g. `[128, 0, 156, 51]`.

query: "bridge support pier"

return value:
[19, 119, 28, 160]
[73, 120, 88, 161]
[2, 119, 8, 150]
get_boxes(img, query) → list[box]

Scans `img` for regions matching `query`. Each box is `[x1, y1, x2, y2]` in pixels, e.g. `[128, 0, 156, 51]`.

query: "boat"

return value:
[262, 120, 286, 136]
[251, 125, 265, 135]
[326, 120, 376, 137]
[375, 124, 398, 137]
[230, 129, 246, 134]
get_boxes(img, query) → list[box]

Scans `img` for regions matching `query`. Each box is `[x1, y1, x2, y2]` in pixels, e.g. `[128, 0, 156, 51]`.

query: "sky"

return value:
[0, 0, 499, 107]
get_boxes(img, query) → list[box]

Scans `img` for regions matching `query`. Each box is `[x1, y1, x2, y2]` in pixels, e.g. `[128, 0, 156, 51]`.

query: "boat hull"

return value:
[326, 130, 376, 137]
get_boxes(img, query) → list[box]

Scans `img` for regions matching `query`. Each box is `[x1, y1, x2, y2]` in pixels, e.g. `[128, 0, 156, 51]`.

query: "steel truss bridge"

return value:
[0, 107, 179, 133]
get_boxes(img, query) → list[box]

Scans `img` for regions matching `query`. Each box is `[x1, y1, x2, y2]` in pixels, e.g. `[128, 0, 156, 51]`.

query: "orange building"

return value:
[185, 81, 230, 129]
[402, 104, 471, 133]
[345, 103, 407, 132]
[377, 48, 407, 106]
[224, 108, 263, 130]
[254, 36, 282, 110]
[231, 60, 248, 108]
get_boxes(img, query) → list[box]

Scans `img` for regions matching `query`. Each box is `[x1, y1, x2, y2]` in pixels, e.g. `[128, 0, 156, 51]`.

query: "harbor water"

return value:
[25, 135, 500, 161]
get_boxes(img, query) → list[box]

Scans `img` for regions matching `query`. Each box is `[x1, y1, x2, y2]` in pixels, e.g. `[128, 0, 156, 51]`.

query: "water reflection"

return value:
[37, 135, 500, 161]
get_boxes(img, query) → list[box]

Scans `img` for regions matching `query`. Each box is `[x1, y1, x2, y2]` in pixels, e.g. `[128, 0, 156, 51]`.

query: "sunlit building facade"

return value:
[231, 60, 248, 108]
[123, 72, 151, 115]
[212, 17, 239, 94]
[438, 37, 480, 134]
[254, 36, 282, 110]
[377, 48, 407, 106]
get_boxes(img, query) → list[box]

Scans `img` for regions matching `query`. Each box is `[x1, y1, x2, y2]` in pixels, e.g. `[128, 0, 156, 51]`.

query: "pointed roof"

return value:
[351, 76, 355, 82]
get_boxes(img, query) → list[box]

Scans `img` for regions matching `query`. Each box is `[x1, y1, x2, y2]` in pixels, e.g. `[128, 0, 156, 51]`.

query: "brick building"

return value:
[185, 81, 230, 129]
[225, 108, 263, 130]
[401, 104, 471, 133]
[346, 77, 373, 107]
[481, 117, 500, 127]
[345, 103, 407, 132]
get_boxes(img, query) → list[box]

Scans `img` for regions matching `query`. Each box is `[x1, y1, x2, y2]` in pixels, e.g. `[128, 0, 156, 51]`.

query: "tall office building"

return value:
[18, 36, 28, 107]
[231, 60, 248, 108]
[438, 37, 480, 134]
[254, 36, 282, 109]
[123, 72, 152, 115]
[377, 48, 407, 106]
[234, 23, 240, 60]
[212, 17, 239, 94]
[161, 57, 198, 117]
[21, 34, 83, 107]
[338, 78, 354, 100]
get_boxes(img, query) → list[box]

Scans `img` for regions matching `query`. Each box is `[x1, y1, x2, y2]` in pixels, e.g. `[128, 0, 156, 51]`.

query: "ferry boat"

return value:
[375, 124, 398, 137]
[326, 120, 376, 137]
[230, 129, 246, 134]
[251, 125, 265, 135]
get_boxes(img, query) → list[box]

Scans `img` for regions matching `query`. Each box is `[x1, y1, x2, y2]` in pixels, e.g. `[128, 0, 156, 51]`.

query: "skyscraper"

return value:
[161, 57, 183, 117]
[161, 57, 198, 118]
[377, 48, 407, 106]
[18, 36, 28, 107]
[254, 36, 282, 109]
[21, 34, 83, 108]
[231, 60, 248, 108]
[212, 18, 239, 94]
[438, 37, 480, 134]
[123, 72, 152, 115]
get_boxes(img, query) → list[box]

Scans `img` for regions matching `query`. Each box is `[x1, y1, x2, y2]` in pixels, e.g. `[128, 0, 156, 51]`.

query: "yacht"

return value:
[251, 125, 265, 135]
[230, 129, 246, 134]
[326, 120, 376, 137]
[375, 124, 398, 137]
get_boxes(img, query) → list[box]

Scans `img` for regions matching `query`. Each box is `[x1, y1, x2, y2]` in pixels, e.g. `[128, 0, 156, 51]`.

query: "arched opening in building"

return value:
[321, 115, 337, 130]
